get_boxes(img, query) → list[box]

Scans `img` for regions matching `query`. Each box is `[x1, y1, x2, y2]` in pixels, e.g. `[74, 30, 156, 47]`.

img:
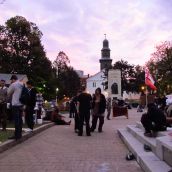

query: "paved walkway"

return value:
[0, 109, 143, 172]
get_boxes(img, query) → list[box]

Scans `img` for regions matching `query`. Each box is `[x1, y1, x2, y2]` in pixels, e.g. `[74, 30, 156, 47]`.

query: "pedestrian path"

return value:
[0, 109, 143, 172]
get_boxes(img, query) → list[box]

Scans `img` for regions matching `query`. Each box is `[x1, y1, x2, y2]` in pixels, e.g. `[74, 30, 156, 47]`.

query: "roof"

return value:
[87, 71, 104, 81]
[0, 73, 28, 84]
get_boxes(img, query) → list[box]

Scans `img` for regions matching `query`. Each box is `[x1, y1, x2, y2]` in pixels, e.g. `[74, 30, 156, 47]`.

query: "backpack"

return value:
[19, 85, 30, 105]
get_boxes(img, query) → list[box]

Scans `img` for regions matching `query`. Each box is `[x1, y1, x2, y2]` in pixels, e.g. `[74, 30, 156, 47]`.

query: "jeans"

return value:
[91, 115, 104, 132]
[12, 106, 23, 139]
[74, 112, 79, 130]
[0, 103, 7, 130]
[78, 112, 91, 135]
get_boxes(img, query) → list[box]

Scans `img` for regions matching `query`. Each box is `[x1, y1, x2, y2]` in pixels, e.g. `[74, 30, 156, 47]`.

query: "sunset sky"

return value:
[1, 0, 172, 75]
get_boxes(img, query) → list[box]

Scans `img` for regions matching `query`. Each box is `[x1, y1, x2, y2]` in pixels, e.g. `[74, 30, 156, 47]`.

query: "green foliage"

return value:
[0, 16, 83, 101]
[53, 51, 70, 76]
[53, 51, 80, 99]
[113, 60, 144, 93]
[146, 42, 172, 95]
[57, 66, 81, 99]
[0, 16, 56, 100]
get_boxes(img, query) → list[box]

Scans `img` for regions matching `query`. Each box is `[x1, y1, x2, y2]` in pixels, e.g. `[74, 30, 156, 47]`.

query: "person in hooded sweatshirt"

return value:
[8, 75, 23, 140]
[141, 103, 167, 137]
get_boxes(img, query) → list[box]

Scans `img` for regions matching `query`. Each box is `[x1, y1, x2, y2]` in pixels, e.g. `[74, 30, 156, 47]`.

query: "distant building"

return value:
[99, 35, 112, 70]
[75, 70, 84, 78]
[86, 36, 112, 97]
[86, 71, 108, 97]
[0, 73, 28, 86]
[75, 70, 89, 89]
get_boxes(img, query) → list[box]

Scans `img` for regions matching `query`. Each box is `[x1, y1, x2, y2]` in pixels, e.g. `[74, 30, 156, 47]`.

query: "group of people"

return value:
[68, 87, 109, 136]
[0, 75, 44, 140]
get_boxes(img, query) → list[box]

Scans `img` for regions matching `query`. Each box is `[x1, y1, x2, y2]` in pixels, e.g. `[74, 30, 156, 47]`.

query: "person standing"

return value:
[77, 87, 92, 136]
[8, 75, 23, 140]
[25, 80, 37, 131]
[71, 95, 79, 133]
[106, 97, 111, 120]
[69, 99, 76, 118]
[35, 92, 44, 119]
[0, 79, 8, 131]
[91, 88, 106, 133]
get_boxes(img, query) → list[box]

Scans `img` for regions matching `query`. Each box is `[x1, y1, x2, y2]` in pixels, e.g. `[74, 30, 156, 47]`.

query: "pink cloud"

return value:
[1, 0, 172, 75]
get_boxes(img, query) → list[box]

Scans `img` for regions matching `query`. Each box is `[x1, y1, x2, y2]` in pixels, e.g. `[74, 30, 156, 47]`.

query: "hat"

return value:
[10, 75, 18, 80]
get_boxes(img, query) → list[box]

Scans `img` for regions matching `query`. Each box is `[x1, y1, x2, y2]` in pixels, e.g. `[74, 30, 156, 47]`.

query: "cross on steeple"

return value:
[104, 34, 106, 39]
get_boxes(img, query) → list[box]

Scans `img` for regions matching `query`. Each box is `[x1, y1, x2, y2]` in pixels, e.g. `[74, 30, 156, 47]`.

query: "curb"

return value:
[0, 122, 54, 154]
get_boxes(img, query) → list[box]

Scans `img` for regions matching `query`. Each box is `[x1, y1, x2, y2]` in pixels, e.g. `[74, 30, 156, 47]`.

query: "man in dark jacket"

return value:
[69, 99, 76, 118]
[141, 103, 167, 137]
[0, 79, 8, 131]
[25, 80, 37, 131]
[77, 87, 92, 136]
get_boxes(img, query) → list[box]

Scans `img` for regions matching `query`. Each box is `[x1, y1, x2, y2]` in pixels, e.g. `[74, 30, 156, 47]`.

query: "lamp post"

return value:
[56, 88, 59, 105]
[141, 86, 145, 91]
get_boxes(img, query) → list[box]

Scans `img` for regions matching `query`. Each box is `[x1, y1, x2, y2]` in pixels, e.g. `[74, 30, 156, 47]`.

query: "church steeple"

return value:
[99, 34, 112, 71]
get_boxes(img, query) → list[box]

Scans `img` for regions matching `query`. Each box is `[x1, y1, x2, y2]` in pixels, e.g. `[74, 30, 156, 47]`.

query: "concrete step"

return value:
[136, 121, 172, 137]
[118, 129, 171, 172]
[127, 124, 172, 167]
[136, 121, 144, 130]
[156, 136, 172, 167]
[127, 125, 156, 153]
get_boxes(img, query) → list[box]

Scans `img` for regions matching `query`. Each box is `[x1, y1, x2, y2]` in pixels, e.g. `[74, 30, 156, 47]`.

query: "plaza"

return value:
[0, 109, 142, 172]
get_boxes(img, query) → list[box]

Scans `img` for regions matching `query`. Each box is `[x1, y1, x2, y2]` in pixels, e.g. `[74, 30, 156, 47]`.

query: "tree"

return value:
[0, 16, 55, 99]
[52, 51, 81, 99]
[57, 66, 80, 99]
[113, 60, 137, 93]
[133, 65, 145, 92]
[53, 51, 70, 77]
[146, 41, 172, 95]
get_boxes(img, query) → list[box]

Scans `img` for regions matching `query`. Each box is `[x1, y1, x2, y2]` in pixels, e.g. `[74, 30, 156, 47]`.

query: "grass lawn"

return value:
[6, 122, 42, 129]
[0, 121, 46, 143]
[0, 130, 14, 143]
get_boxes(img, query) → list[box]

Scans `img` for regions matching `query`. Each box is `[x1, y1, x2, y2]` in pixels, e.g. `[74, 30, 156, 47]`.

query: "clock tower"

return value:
[99, 34, 112, 71]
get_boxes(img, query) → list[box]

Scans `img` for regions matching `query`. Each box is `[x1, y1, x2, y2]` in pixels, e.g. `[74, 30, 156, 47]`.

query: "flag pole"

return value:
[145, 86, 148, 112]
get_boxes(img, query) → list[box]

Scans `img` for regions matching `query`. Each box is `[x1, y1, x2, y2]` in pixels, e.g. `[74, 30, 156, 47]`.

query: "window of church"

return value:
[93, 82, 96, 87]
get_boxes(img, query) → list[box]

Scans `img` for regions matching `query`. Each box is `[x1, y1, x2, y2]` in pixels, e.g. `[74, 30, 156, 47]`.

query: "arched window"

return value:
[111, 83, 118, 94]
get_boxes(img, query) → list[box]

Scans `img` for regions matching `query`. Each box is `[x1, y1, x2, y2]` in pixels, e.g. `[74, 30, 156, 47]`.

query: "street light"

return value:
[141, 86, 145, 91]
[56, 88, 59, 105]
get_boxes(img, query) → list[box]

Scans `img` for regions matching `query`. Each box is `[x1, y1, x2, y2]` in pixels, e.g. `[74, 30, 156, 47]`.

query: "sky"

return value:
[1, 0, 172, 75]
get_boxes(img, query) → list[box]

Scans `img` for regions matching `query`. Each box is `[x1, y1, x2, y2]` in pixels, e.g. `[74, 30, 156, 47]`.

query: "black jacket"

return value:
[148, 106, 166, 126]
[27, 88, 37, 107]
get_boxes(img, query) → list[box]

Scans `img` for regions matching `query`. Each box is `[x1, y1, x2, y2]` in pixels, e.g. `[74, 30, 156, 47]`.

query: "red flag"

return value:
[145, 67, 157, 90]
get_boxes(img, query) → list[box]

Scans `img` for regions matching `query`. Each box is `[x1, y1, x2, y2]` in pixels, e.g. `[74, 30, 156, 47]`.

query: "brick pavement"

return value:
[0, 109, 143, 172]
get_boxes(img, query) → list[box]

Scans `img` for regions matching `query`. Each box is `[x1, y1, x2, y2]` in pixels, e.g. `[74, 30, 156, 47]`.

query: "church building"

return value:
[99, 36, 112, 70]
[86, 36, 112, 97]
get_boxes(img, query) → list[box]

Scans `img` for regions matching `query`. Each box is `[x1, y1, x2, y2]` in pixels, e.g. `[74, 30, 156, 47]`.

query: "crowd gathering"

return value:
[0, 75, 113, 139]
[0, 75, 44, 140]
[59, 86, 108, 136]
[1, 74, 172, 140]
